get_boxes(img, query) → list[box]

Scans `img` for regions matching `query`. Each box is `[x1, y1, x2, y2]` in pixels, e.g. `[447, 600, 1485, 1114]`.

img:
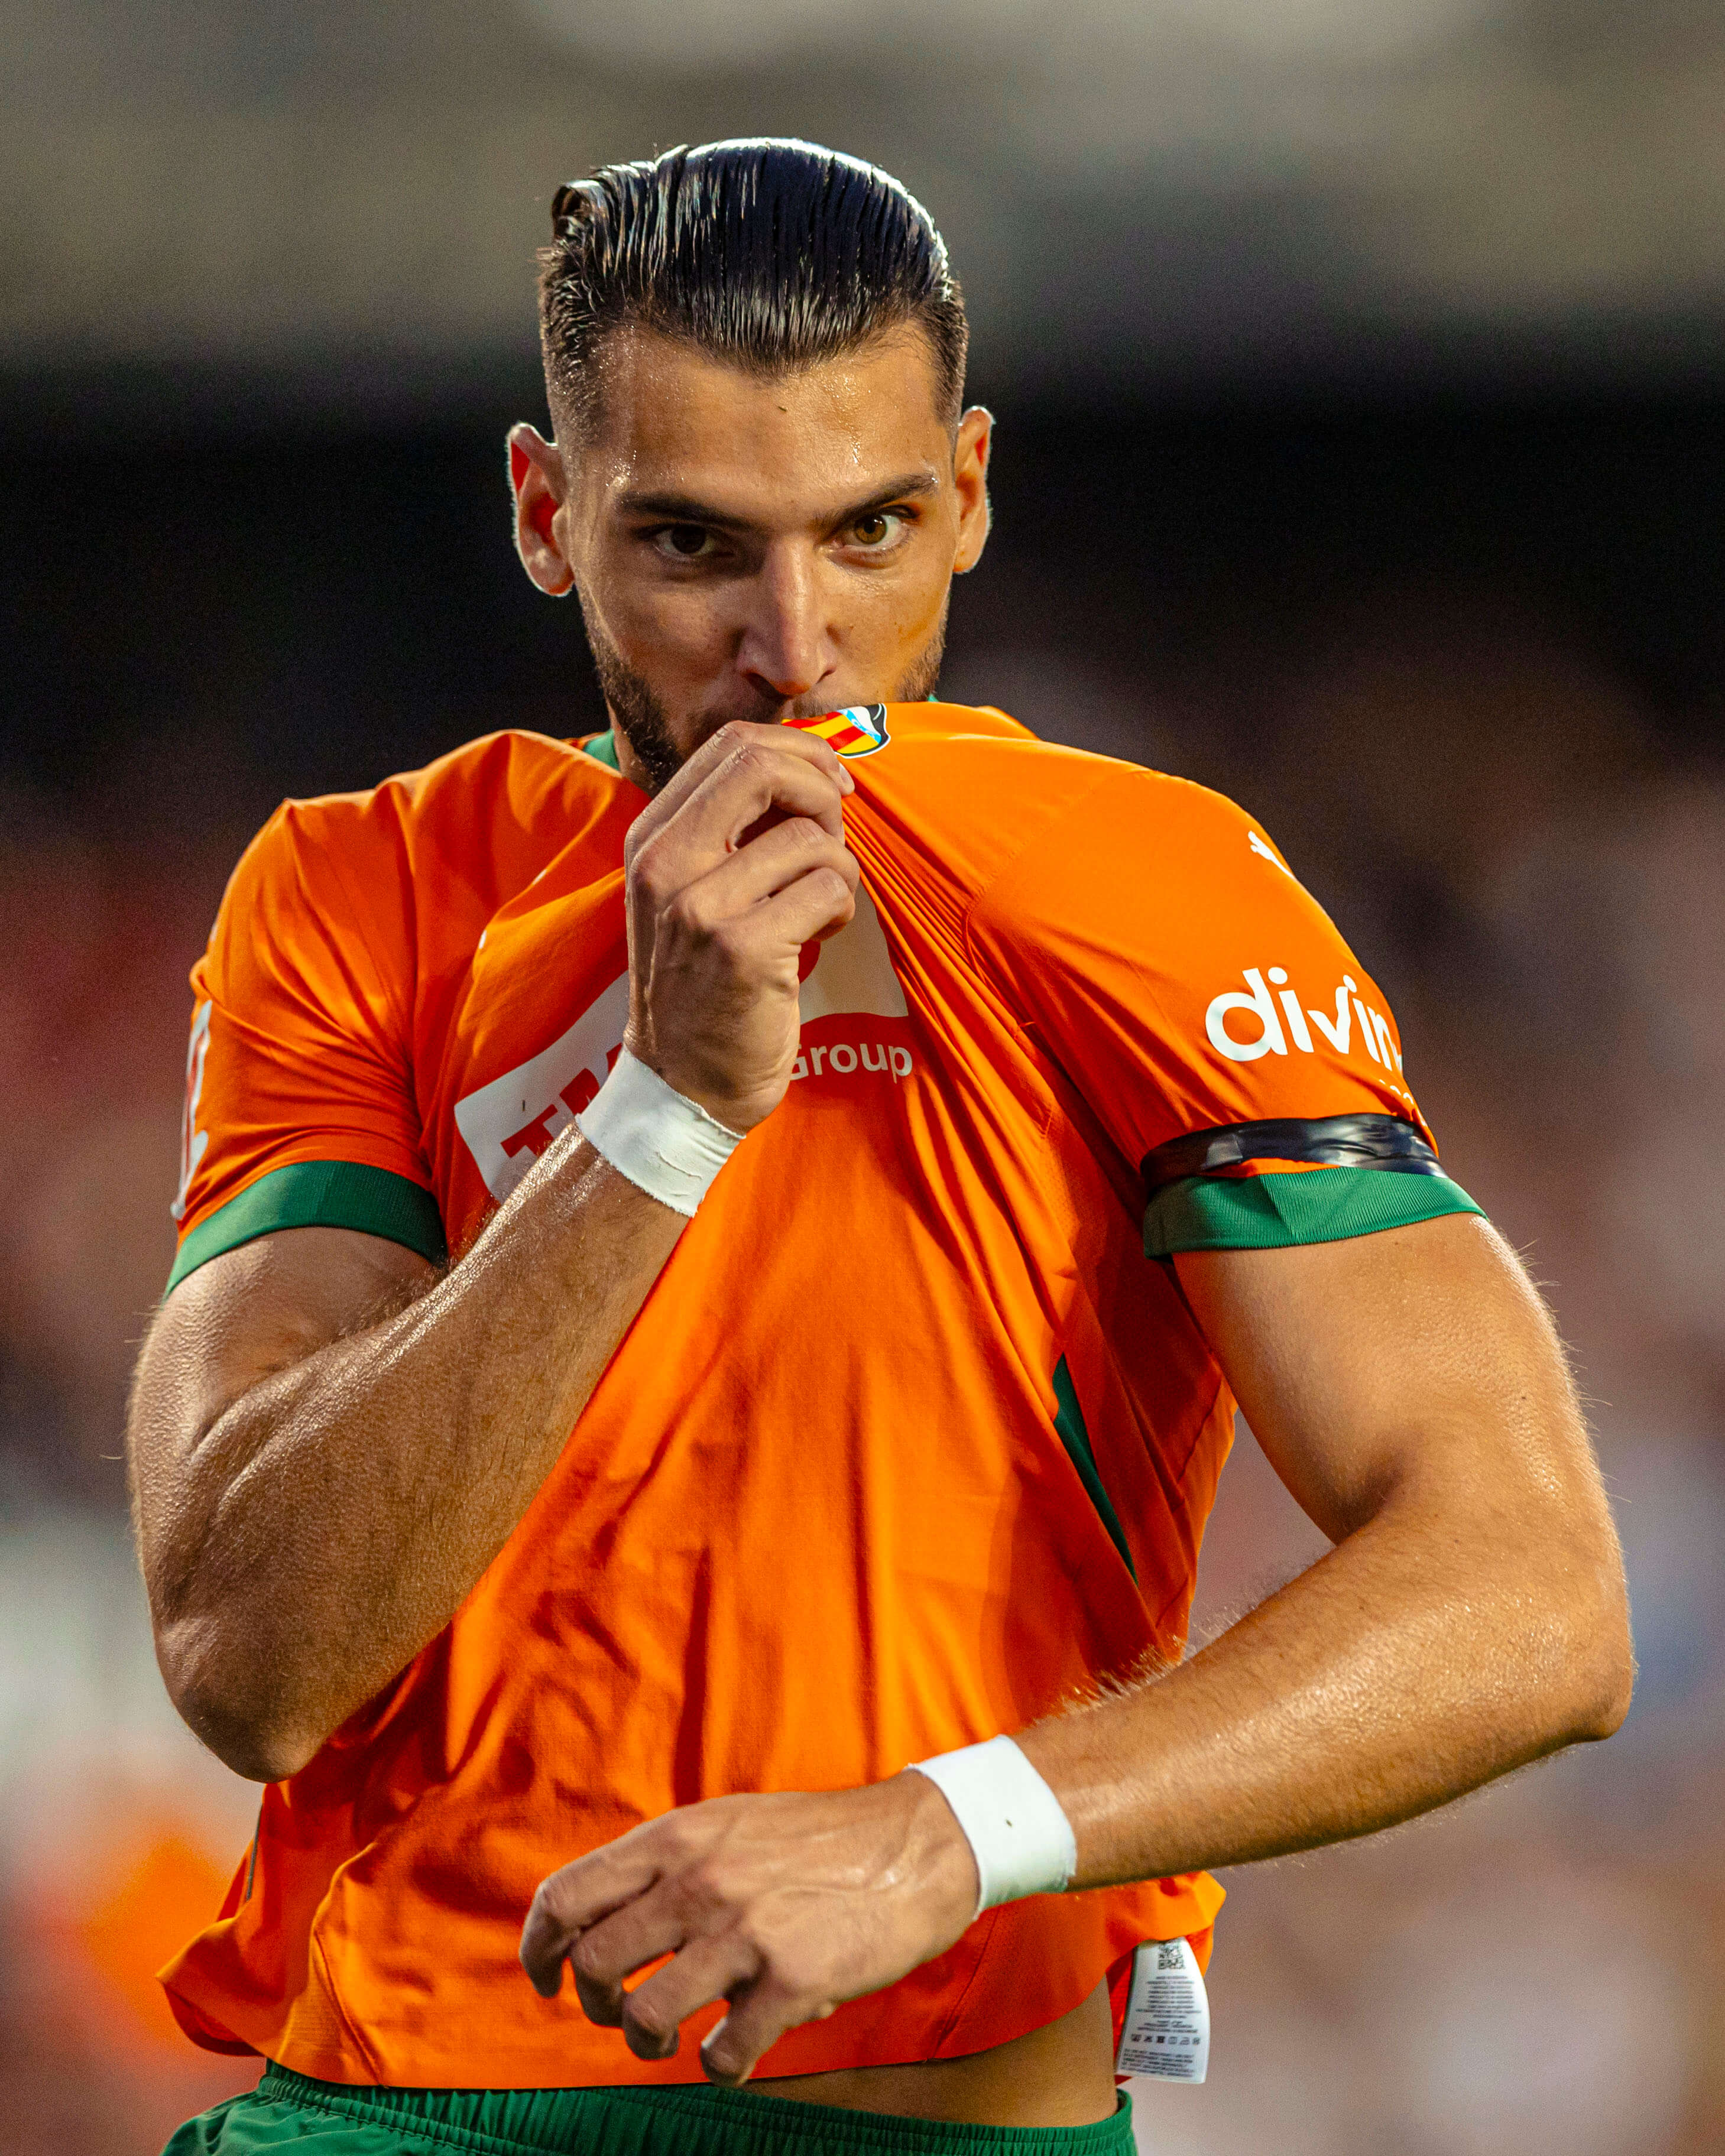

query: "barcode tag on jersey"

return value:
[1115, 1936, 1210, 2082]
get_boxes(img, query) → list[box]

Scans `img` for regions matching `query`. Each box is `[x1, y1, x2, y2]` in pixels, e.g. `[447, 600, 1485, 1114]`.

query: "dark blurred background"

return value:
[4, 5, 1724, 2151]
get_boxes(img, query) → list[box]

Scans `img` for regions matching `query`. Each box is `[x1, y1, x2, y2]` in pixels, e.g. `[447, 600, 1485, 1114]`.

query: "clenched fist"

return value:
[622, 722, 860, 1132]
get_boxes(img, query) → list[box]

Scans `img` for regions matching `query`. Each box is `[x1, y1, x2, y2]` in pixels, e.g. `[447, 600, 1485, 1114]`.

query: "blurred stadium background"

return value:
[4, 3, 1725, 2150]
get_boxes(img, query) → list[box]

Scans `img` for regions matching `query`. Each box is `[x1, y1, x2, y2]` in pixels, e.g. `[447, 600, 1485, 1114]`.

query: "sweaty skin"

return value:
[131, 329, 1631, 2130]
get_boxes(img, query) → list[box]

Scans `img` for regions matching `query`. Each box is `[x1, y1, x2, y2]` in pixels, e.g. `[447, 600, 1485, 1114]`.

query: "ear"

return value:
[507, 424, 576, 597]
[952, 405, 994, 576]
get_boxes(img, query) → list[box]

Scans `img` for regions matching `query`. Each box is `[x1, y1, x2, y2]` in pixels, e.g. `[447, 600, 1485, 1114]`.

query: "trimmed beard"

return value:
[577, 591, 948, 794]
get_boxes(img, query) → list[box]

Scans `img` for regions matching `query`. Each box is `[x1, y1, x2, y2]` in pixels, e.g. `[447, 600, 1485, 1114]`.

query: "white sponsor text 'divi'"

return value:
[1205, 967, 1402, 1071]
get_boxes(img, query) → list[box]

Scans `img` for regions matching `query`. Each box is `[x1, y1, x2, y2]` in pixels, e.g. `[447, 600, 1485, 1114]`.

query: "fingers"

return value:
[631, 730, 854, 892]
[744, 868, 858, 954]
[522, 1781, 981, 2084]
[615, 1923, 823, 2082]
[645, 720, 852, 840]
[676, 816, 860, 921]
[643, 849, 856, 1028]
[565, 1878, 693, 2032]
[521, 1842, 793, 2075]
[518, 1832, 667, 1998]
[614, 1931, 759, 2063]
[700, 1972, 829, 2088]
[664, 753, 852, 868]
[518, 1805, 825, 2080]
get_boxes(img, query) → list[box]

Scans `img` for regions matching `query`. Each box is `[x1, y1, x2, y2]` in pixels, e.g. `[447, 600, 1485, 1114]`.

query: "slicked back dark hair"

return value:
[537, 138, 968, 440]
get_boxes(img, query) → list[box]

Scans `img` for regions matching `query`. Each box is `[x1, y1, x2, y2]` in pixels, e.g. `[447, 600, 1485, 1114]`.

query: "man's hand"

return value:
[624, 721, 860, 1132]
[520, 1774, 978, 2085]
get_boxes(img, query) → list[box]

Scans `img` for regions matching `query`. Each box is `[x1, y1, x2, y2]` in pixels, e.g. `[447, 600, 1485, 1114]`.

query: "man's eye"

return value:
[654, 525, 714, 560]
[849, 511, 904, 549]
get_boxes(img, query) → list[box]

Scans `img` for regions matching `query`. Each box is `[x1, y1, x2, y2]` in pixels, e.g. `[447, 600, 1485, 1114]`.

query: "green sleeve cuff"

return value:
[1144, 1163, 1482, 1259]
[167, 1160, 448, 1293]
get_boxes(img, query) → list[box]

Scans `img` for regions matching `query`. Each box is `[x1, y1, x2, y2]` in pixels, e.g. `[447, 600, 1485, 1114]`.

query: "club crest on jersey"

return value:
[786, 704, 890, 759]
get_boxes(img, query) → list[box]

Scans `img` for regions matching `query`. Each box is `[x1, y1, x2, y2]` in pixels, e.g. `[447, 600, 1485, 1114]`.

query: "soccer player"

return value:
[131, 141, 1630, 2156]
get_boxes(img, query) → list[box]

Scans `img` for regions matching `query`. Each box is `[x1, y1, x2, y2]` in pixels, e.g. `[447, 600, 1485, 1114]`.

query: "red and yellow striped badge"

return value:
[783, 704, 890, 759]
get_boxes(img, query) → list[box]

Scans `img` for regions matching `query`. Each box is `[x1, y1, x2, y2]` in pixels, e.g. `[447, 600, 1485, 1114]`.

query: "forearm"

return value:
[1017, 1478, 1632, 1889]
[138, 1132, 682, 1778]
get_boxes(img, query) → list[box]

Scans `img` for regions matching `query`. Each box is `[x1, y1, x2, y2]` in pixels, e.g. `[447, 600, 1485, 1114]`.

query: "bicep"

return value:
[1173, 1213, 1601, 1545]
[131, 1226, 437, 1498]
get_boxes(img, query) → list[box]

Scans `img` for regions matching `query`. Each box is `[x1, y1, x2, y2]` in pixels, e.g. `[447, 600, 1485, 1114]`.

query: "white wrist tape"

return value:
[909, 1735, 1076, 1917]
[575, 1047, 744, 1217]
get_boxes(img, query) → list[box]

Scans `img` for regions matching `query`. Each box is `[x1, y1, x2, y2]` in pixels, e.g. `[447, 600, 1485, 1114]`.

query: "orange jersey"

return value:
[161, 702, 1477, 2086]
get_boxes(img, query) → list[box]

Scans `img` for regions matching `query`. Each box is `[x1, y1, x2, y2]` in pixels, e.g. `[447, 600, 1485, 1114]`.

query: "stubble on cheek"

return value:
[575, 587, 684, 792]
[890, 602, 947, 704]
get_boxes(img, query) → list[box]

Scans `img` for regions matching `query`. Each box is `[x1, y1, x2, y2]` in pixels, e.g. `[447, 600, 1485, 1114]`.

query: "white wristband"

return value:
[575, 1046, 744, 1217]
[909, 1735, 1076, 1917]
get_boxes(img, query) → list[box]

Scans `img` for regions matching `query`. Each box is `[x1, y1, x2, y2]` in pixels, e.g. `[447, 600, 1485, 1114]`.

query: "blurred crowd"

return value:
[2, 401, 1723, 2152]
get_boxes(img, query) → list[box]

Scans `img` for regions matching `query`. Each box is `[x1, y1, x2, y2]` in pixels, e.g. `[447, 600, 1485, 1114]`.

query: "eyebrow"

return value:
[615, 470, 941, 532]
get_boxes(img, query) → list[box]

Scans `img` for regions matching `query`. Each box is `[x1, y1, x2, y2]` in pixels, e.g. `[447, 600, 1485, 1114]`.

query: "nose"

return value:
[734, 546, 834, 706]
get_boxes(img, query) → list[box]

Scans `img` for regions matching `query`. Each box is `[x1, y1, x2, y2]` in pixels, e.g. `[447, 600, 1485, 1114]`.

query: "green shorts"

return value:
[165, 2066, 1136, 2156]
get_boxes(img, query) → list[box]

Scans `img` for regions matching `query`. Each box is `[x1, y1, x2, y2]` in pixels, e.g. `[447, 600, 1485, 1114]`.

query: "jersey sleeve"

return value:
[967, 761, 1483, 1256]
[166, 788, 447, 1293]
